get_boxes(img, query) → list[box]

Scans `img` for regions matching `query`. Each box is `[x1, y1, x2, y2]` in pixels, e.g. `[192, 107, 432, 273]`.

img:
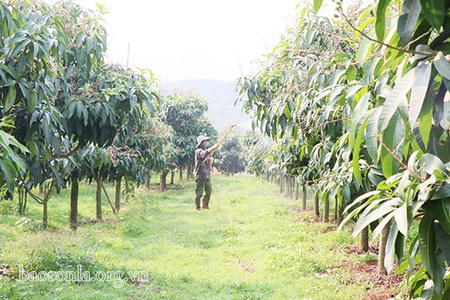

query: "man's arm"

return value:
[207, 143, 219, 153]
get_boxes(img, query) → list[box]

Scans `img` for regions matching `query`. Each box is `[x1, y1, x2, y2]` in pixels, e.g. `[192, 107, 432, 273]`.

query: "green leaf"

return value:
[379, 68, 415, 131]
[0, 131, 27, 171]
[372, 210, 396, 238]
[279, 114, 287, 134]
[421, 153, 445, 175]
[412, 123, 426, 151]
[381, 112, 404, 177]
[27, 90, 37, 113]
[420, 0, 445, 30]
[407, 150, 419, 171]
[0, 160, 14, 191]
[353, 198, 400, 237]
[8, 39, 30, 59]
[291, 125, 298, 140]
[434, 51, 450, 80]
[375, 0, 391, 41]
[394, 202, 410, 236]
[342, 190, 380, 215]
[395, 236, 419, 275]
[43, 117, 52, 143]
[365, 107, 381, 161]
[431, 183, 450, 200]
[398, 0, 422, 46]
[434, 222, 450, 265]
[349, 92, 370, 147]
[385, 221, 398, 273]
[411, 44, 432, 64]
[283, 102, 291, 119]
[418, 85, 433, 147]
[4, 85, 16, 112]
[427, 199, 450, 234]
[82, 106, 88, 126]
[409, 62, 431, 129]
[395, 232, 405, 261]
[357, 37, 372, 62]
[352, 113, 370, 184]
[313, 0, 323, 13]
[419, 214, 445, 294]
[419, 215, 436, 274]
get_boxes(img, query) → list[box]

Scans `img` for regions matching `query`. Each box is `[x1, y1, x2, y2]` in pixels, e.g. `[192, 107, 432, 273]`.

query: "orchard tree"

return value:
[0, 0, 70, 223]
[239, 0, 450, 297]
[334, 0, 450, 297]
[106, 107, 172, 212]
[0, 0, 63, 202]
[0, 1, 162, 230]
[237, 9, 362, 222]
[215, 136, 245, 176]
[159, 91, 216, 182]
[241, 131, 270, 177]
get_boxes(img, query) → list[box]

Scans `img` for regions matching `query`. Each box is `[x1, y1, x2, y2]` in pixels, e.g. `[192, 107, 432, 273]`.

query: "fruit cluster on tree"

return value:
[237, 0, 450, 298]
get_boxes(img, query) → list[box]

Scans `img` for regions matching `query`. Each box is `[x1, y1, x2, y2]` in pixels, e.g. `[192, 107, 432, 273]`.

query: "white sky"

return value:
[72, 0, 301, 81]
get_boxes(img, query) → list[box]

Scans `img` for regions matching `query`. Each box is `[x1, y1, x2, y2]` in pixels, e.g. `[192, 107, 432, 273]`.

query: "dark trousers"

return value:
[195, 178, 212, 209]
[195, 178, 212, 198]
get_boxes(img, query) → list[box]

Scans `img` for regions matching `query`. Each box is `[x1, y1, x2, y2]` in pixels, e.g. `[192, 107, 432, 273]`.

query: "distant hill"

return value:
[159, 79, 252, 131]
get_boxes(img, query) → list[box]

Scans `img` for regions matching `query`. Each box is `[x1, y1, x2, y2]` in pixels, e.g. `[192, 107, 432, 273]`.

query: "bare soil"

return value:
[291, 206, 404, 300]
[340, 244, 404, 300]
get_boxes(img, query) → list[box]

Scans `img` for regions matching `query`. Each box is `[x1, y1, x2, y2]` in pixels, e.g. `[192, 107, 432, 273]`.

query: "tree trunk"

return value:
[124, 176, 130, 203]
[18, 187, 25, 215]
[23, 192, 27, 212]
[286, 177, 291, 197]
[115, 176, 121, 213]
[378, 220, 391, 275]
[42, 199, 48, 230]
[187, 164, 192, 180]
[170, 170, 175, 185]
[179, 167, 183, 181]
[337, 202, 344, 225]
[360, 226, 369, 253]
[289, 177, 295, 198]
[96, 178, 102, 221]
[160, 170, 168, 192]
[295, 180, 299, 201]
[279, 178, 284, 194]
[323, 193, 329, 222]
[334, 197, 338, 221]
[314, 193, 320, 217]
[70, 169, 79, 231]
[302, 182, 307, 209]
[145, 172, 151, 190]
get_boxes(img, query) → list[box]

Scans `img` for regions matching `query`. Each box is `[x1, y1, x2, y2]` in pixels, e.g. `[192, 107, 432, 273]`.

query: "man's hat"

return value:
[196, 135, 210, 147]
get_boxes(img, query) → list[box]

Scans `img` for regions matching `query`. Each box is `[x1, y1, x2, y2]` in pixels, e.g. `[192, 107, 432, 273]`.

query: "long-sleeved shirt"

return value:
[195, 147, 211, 179]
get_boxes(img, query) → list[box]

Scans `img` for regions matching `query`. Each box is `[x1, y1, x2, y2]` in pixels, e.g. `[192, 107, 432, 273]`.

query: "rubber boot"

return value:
[202, 196, 210, 209]
[195, 197, 201, 211]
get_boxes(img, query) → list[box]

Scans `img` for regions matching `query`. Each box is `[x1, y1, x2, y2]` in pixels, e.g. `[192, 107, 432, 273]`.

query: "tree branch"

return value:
[52, 144, 81, 159]
[374, 134, 425, 181]
[337, 6, 433, 58]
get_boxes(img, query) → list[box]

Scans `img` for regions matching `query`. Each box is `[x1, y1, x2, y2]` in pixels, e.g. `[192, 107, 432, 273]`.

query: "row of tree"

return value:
[0, 1, 216, 231]
[236, 0, 450, 299]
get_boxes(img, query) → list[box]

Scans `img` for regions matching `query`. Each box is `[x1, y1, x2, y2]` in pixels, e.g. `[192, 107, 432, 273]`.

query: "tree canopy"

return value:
[237, 0, 450, 298]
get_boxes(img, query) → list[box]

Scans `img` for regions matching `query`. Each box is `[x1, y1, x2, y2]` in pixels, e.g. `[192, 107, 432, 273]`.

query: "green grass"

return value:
[0, 175, 372, 299]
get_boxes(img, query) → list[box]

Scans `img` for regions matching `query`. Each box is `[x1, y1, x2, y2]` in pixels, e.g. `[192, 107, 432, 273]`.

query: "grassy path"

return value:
[0, 175, 377, 299]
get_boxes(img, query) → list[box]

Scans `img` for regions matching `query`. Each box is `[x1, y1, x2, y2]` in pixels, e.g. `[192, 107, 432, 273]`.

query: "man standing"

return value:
[194, 135, 219, 211]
